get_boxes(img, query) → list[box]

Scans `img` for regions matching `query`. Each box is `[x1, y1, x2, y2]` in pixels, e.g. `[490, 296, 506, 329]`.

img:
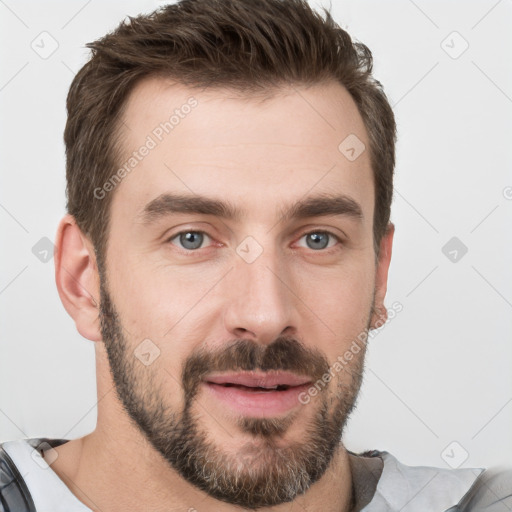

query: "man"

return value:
[0, 0, 510, 510]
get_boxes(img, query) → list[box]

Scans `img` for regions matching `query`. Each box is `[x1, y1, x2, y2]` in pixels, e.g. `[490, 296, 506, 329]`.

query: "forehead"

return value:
[110, 77, 374, 228]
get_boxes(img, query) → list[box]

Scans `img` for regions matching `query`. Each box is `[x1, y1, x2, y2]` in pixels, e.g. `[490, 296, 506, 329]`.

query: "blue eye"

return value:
[169, 231, 212, 250]
[167, 229, 341, 253]
[298, 231, 341, 251]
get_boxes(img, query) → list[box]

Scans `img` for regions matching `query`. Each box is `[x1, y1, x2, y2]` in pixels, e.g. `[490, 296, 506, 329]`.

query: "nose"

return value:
[222, 241, 298, 345]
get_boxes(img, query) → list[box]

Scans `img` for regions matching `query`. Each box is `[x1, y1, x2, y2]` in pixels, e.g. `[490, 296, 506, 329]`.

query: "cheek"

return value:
[109, 270, 171, 337]
[107, 256, 218, 364]
[292, 266, 375, 375]
[107, 250, 188, 330]
[295, 262, 375, 328]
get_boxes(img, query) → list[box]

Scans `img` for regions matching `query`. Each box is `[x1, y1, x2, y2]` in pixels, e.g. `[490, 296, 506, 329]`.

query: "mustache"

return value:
[182, 336, 330, 399]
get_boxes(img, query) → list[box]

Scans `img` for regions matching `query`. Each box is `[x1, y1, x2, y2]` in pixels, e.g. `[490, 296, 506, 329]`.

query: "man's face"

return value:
[98, 78, 383, 508]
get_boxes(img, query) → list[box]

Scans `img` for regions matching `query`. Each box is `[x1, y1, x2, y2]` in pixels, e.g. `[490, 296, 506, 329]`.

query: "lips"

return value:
[202, 371, 313, 417]
[204, 371, 311, 390]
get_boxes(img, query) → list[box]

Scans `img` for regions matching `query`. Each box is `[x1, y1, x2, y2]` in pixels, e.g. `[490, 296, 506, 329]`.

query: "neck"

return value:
[49, 427, 353, 512]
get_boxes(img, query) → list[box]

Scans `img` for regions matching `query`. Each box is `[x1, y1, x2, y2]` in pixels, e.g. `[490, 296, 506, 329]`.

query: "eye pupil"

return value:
[180, 231, 203, 250]
[307, 232, 329, 250]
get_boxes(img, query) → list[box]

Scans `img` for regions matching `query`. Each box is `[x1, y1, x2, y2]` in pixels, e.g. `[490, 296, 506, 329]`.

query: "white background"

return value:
[1, 0, 511, 471]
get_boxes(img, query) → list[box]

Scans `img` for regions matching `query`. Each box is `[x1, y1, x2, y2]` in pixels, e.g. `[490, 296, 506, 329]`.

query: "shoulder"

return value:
[455, 464, 512, 511]
[0, 439, 37, 512]
[361, 450, 485, 511]
[0, 437, 70, 512]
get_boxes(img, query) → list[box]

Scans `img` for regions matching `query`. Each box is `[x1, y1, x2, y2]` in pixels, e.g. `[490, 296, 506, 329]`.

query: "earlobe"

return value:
[54, 214, 102, 342]
[370, 223, 394, 330]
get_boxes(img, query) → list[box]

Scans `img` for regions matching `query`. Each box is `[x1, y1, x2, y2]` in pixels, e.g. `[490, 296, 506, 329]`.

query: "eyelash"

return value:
[166, 229, 343, 254]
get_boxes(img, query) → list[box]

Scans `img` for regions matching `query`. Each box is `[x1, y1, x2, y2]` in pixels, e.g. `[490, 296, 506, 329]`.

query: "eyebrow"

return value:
[138, 192, 363, 225]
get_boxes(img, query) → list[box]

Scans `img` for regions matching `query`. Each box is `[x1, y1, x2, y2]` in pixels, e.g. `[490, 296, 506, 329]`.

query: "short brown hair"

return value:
[64, 0, 396, 269]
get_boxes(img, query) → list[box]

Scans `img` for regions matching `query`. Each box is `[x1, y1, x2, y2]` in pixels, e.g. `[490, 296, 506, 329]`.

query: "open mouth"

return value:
[204, 370, 311, 389]
[209, 382, 293, 392]
[202, 373, 312, 417]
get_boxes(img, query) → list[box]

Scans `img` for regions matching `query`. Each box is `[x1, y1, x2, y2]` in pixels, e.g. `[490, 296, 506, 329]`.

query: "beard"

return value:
[97, 273, 370, 509]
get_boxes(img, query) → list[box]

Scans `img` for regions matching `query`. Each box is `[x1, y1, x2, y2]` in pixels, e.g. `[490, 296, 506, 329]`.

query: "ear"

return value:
[369, 222, 395, 329]
[54, 214, 102, 342]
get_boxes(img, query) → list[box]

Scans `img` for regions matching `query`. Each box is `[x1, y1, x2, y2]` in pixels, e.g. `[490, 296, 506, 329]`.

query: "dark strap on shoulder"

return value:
[347, 449, 384, 511]
[0, 445, 36, 512]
